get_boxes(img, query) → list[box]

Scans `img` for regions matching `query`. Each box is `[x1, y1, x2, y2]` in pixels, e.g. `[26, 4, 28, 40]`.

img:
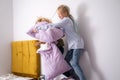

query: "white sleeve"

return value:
[53, 18, 69, 28]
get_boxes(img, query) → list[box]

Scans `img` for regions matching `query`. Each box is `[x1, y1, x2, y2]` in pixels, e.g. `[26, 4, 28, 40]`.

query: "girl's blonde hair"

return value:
[36, 17, 52, 24]
[57, 4, 74, 21]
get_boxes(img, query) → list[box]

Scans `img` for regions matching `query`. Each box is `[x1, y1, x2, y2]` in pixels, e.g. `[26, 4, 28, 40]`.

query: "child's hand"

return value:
[32, 28, 37, 33]
[35, 41, 46, 47]
[35, 41, 40, 46]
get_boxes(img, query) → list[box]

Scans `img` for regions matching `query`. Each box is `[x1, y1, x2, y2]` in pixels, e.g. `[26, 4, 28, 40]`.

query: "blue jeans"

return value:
[65, 49, 86, 80]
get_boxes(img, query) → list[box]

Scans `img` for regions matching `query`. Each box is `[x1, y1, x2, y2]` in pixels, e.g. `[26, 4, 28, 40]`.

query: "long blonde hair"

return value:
[57, 4, 77, 32]
[57, 4, 74, 21]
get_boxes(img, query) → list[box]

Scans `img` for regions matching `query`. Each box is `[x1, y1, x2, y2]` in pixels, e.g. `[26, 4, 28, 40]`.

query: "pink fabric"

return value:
[39, 43, 71, 80]
[35, 27, 64, 43]
[27, 24, 71, 80]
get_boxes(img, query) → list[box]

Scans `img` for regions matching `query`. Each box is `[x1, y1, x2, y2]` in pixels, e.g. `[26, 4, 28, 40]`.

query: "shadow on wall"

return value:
[76, 3, 105, 80]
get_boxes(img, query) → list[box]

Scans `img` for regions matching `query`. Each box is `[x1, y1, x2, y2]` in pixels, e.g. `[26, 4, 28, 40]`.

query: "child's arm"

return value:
[35, 41, 46, 46]
[26, 26, 38, 38]
[32, 28, 38, 33]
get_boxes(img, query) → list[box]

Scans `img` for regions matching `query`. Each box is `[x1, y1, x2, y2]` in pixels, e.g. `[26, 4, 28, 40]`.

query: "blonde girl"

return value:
[53, 4, 86, 80]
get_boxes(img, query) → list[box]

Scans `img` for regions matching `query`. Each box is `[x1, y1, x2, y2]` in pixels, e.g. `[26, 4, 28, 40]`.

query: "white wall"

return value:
[13, 0, 120, 80]
[0, 0, 13, 75]
[76, 1, 120, 80]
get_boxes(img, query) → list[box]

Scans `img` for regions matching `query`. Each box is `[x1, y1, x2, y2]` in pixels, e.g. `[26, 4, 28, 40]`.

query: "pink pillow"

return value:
[39, 43, 71, 80]
[35, 27, 64, 42]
